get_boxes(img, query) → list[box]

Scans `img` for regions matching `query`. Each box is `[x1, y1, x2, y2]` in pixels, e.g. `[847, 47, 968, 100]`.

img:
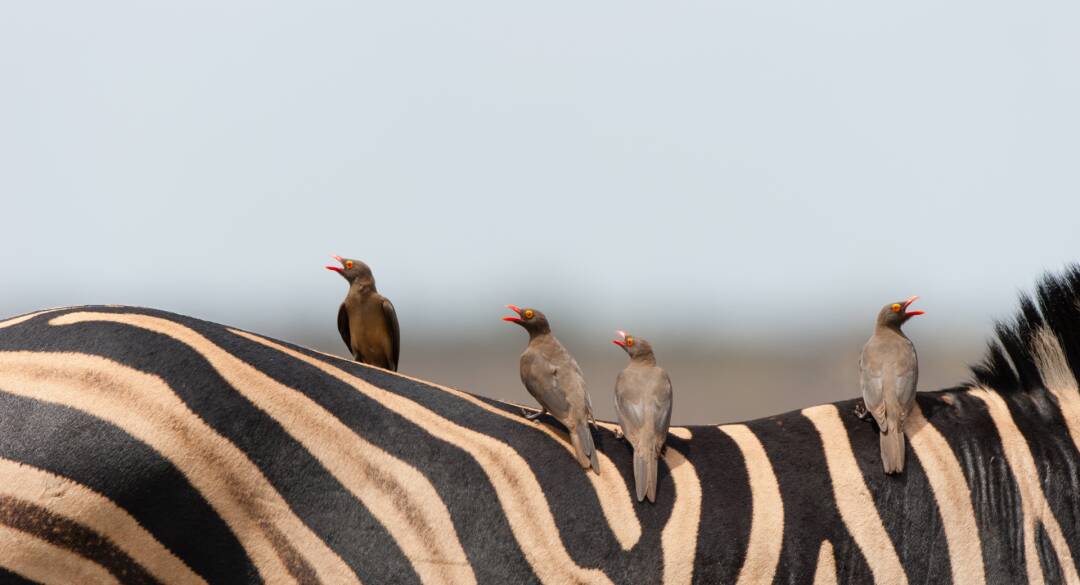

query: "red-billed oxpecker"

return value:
[858, 296, 923, 474]
[613, 331, 673, 503]
[503, 305, 600, 473]
[326, 256, 400, 371]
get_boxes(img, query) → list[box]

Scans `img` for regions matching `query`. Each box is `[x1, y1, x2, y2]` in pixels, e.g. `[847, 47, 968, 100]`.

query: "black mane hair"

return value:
[969, 265, 1080, 395]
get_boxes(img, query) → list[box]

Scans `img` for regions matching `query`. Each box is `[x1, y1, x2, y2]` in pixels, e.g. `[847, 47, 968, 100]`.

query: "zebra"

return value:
[1, 268, 1080, 584]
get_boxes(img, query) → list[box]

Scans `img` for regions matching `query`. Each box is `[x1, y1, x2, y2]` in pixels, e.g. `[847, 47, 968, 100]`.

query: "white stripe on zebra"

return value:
[802, 404, 908, 585]
[718, 424, 783, 585]
[0, 523, 120, 585]
[0, 309, 66, 330]
[970, 387, 1080, 585]
[906, 403, 986, 585]
[661, 446, 702, 585]
[813, 540, 837, 585]
[0, 458, 207, 585]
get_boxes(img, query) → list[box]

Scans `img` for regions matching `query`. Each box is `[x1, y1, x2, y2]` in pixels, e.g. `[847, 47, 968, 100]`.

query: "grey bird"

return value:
[326, 256, 400, 371]
[503, 305, 600, 473]
[613, 330, 672, 503]
[858, 296, 923, 474]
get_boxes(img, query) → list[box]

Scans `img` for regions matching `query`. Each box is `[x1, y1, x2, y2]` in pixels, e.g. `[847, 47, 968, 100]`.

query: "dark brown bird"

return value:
[503, 305, 599, 473]
[326, 256, 400, 371]
[858, 295, 923, 474]
[613, 330, 672, 503]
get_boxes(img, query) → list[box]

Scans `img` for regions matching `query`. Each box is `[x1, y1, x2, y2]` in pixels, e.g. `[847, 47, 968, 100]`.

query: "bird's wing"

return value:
[653, 371, 674, 443]
[520, 351, 571, 417]
[893, 342, 918, 424]
[615, 369, 650, 444]
[860, 354, 888, 427]
[381, 297, 400, 371]
[614, 370, 633, 438]
[336, 303, 352, 355]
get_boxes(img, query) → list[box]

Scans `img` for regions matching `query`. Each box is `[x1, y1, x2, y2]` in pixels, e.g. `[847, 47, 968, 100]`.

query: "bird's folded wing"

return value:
[336, 303, 351, 351]
[382, 298, 400, 370]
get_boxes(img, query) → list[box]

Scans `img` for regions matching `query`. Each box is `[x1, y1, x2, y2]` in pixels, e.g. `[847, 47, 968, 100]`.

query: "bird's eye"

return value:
[626, 337, 635, 347]
[345, 261, 354, 269]
[524, 309, 535, 319]
[891, 304, 901, 313]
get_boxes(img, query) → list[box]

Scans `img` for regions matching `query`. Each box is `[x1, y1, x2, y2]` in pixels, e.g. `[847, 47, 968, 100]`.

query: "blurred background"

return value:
[2, 1, 1078, 424]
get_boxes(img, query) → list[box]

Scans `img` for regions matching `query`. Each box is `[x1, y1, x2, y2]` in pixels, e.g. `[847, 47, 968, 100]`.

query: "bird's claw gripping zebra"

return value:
[853, 400, 872, 421]
[4, 267, 1080, 583]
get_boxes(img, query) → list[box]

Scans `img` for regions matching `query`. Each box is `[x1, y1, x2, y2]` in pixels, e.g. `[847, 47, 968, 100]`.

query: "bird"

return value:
[503, 305, 600, 473]
[858, 295, 923, 474]
[326, 256, 400, 371]
[612, 330, 673, 503]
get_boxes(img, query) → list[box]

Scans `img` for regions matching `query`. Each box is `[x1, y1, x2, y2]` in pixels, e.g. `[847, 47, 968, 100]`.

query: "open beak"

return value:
[503, 304, 524, 324]
[902, 295, 925, 317]
[325, 255, 345, 273]
[612, 330, 628, 348]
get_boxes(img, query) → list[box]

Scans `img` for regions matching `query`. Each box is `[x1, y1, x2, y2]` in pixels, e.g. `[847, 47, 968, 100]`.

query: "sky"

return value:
[2, 0, 1079, 352]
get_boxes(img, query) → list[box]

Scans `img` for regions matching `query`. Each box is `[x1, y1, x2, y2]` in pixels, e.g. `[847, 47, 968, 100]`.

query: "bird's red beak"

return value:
[325, 255, 345, 273]
[612, 330, 628, 347]
[503, 304, 524, 324]
[902, 295, 925, 317]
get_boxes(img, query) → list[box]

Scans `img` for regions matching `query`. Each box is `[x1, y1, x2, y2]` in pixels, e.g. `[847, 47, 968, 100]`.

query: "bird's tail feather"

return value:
[633, 452, 647, 502]
[572, 422, 600, 474]
[633, 450, 659, 503]
[880, 426, 906, 474]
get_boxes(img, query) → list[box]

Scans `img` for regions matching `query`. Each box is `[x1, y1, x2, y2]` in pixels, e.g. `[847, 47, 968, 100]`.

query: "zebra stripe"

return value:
[905, 404, 986, 585]
[717, 424, 782, 585]
[814, 540, 838, 585]
[0, 309, 66, 331]
[0, 351, 351, 584]
[970, 388, 1080, 585]
[0, 494, 158, 584]
[0, 458, 205, 585]
[0, 522, 121, 585]
[803, 405, 909, 585]
[659, 443, 701, 585]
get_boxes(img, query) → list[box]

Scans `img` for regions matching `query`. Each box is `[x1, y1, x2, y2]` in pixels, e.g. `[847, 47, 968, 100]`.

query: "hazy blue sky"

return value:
[3, 1, 1079, 347]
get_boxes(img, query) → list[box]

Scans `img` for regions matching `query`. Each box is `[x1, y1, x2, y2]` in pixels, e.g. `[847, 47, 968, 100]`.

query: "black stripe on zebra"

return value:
[840, 394, 955, 583]
[746, 410, 877, 583]
[684, 426, 753, 585]
[0, 390, 254, 583]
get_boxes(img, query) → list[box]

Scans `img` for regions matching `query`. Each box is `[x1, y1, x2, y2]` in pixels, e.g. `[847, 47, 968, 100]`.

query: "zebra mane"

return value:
[969, 264, 1080, 395]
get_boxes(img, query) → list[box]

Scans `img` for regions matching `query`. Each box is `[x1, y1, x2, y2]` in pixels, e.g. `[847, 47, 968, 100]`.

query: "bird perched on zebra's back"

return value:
[326, 256, 400, 371]
[613, 330, 672, 503]
[504, 305, 600, 473]
[858, 296, 923, 474]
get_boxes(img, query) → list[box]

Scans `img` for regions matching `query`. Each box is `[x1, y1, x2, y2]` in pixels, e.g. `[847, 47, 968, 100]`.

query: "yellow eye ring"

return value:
[345, 260, 354, 269]
[626, 337, 635, 347]
[891, 303, 901, 313]
[524, 309, 535, 319]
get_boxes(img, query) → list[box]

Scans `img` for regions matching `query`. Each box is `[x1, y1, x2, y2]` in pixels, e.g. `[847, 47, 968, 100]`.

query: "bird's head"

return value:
[502, 305, 551, 334]
[877, 296, 924, 328]
[325, 255, 374, 285]
[613, 330, 653, 359]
